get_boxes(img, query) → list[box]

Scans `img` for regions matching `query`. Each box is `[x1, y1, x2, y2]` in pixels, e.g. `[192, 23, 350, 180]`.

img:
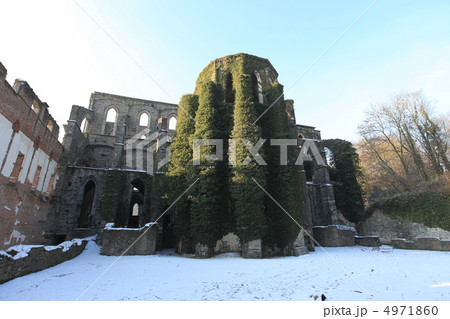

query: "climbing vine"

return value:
[99, 169, 124, 225]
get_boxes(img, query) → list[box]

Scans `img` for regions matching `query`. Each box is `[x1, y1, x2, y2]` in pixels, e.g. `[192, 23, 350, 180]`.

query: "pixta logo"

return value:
[125, 129, 170, 174]
[193, 138, 325, 166]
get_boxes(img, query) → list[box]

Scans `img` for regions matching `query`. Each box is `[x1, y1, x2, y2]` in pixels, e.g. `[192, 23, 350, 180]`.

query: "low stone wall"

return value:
[242, 239, 262, 258]
[214, 232, 308, 258]
[101, 223, 158, 256]
[313, 225, 356, 247]
[358, 209, 450, 244]
[392, 237, 450, 251]
[355, 236, 381, 247]
[0, 238, 91, 284]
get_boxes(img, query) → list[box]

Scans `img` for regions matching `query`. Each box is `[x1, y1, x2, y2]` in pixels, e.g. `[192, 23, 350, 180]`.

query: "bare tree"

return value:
[358, 91, 449, 194]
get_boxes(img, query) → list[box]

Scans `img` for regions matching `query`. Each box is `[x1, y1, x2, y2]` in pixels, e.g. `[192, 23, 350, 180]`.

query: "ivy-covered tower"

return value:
[168, 53, 305, 258]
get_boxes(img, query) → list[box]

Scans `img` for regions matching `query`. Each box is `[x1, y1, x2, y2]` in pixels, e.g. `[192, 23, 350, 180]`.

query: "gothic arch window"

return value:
[78, 180, 96, 228]
[47, 120, 54, 132]
[104, 108, 117, 135]
[139, 112, 150, 128]
[251, 73, 259, 103]
[132, 203, 140, 217]
[31, 100, 40, 114]
[80, 118, 88, 133]
[298, 133, 305, 139]
[168, 116, 177, 130]
[225, 73, 235, 103]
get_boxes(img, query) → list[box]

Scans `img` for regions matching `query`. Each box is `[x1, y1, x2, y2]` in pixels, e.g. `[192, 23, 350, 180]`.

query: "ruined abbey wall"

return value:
[0, 62, 62, 250]
[47, 92, 178, 242]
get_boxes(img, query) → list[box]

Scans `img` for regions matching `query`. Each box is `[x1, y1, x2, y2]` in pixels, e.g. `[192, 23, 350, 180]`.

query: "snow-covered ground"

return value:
[0, 242, 449, 301]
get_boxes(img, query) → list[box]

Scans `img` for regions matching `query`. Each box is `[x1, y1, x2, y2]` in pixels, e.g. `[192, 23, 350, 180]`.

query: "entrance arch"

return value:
[128, 179, 144, 228]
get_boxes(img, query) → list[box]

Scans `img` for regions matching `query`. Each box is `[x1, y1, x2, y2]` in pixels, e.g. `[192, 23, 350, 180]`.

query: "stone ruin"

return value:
[0, 54, 381, 261]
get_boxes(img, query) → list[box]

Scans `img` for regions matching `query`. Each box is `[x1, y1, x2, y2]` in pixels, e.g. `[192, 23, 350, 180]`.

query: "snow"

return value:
[0, 236, 96, 259]
[0, 243, 449, 301]
[104, 222, 157, 230]
[313, 225, 356, 232]
[335, 225, 356, 232]
[3, 245, 43, 260]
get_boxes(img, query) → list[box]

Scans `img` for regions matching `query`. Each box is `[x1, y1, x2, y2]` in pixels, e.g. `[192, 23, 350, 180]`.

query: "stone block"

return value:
[242, 239, 262, 258]
[195, 243, 213, 258]
[392, 238, 415, 249]
[440, 240, 450, 251]
[101, 223, 157, 256]
[294, 229, 306, 247]
[392, 237, 450, 251]
[293, 246, 308, 256]
[415, 237, 441, 250]
[355, 235, 380, 247]
[312, 225, 356, 247]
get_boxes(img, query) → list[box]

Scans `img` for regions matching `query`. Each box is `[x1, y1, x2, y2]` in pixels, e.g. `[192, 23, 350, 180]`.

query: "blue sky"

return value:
[1, 0, 449, 142]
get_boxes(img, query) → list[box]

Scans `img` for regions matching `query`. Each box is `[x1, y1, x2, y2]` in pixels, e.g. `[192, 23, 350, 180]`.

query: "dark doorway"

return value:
[304, 161, 314, 182]
[128, 202, 140, 228]
[78, 181, 95, 228]
[128, 179, 144, 228]
[251, 73, 259, 103]
[162, 214, 175, 248]
[225, 73, 235, 103]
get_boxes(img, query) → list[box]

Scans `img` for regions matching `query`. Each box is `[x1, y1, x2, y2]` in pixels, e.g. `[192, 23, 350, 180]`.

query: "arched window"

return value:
[251, 73, 259, 103]
[80, 118, 88, 133]
[225, 73, 235, 103]
[128, 179, 144, 228]
[47, 120, 54, 132]
[139, 113, 149, 127]
[78, 181, 96, 228]
[104, 108, 117, 135]
[132, 203, 140, 217]
[106, 108, 117, 122]
[168, 116, 177, 130]
[31, 100, 40, 114]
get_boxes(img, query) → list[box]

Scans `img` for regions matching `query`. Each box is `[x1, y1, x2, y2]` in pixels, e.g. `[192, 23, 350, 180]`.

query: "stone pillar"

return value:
[241, 239, 262, 258]
[195, 243, 213, 258]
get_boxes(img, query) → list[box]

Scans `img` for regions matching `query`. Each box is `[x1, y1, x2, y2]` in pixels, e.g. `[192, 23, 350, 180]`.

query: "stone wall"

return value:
[357, 209, 450, 244]
[101, 223, 158, 255]
[392, 237, 450, 251]
[355, 235, 380, 247]
[0, 237, 90, 284]
[312, 225, 356, 247]
[0, 61, 63, 250]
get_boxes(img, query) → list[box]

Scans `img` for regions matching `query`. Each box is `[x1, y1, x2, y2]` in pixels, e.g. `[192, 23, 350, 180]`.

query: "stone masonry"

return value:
[0, 62, 63, 250]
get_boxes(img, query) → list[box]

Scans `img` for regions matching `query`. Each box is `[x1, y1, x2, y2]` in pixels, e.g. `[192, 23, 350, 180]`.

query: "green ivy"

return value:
[99, 169, 124, 225]
[369, 190, 450, 231]
[323, 139, 365, 223]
